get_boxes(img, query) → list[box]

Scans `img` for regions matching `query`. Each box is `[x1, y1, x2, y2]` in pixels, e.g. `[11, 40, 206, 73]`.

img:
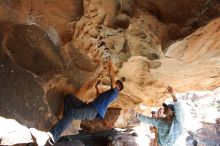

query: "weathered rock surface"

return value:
[54, 140, 85, 146]
[0, 0, 220, 145]
[81, 108, 135, 132]
[59, 128, 138, 146]
[4, 24, 63, 75]
[152, 18, 220, 92]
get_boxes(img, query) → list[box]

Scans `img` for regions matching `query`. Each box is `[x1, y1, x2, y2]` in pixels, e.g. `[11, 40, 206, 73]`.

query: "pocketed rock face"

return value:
[72, 0, 167, 109]
[0, 0, 220, 144]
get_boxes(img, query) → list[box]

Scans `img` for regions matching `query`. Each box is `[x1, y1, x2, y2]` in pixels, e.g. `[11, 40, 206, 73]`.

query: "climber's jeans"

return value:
[49, 94, 98, 144]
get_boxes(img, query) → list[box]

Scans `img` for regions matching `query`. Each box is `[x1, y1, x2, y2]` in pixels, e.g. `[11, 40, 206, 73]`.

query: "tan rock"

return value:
[0, 1, 220, 143]
[152, 18, 220, 91]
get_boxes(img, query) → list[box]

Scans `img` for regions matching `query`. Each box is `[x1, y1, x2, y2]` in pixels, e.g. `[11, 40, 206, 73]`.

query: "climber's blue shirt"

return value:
[91, 88, 119, 119]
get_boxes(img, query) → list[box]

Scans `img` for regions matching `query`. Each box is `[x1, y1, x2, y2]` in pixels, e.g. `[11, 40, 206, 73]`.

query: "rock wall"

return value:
[152, 18, 220, 92]
[0, 0, 220, 135]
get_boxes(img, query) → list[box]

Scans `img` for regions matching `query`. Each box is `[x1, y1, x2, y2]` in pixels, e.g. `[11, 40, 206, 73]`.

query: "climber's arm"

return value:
[95, 79, 101, 96]
[108, 59, 115, 89]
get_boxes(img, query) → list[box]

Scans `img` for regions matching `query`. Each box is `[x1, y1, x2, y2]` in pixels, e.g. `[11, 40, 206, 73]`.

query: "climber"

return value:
[136, 86, 185, 146]
[30, 59, 124, 146]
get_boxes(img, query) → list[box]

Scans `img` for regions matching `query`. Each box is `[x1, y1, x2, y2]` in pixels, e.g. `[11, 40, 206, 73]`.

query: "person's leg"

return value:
[30, 95, 89, 146]
[49, 104, 98, 144]
[63, 94, 85, 116]
[57, 94, 85, 119]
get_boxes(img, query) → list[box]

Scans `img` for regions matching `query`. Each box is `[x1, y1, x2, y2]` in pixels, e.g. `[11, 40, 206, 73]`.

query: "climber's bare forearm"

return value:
[108, 60, 115, 88]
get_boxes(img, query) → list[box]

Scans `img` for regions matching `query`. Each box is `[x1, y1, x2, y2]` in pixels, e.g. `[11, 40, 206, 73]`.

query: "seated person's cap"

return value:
[162, 103, 175, 112]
